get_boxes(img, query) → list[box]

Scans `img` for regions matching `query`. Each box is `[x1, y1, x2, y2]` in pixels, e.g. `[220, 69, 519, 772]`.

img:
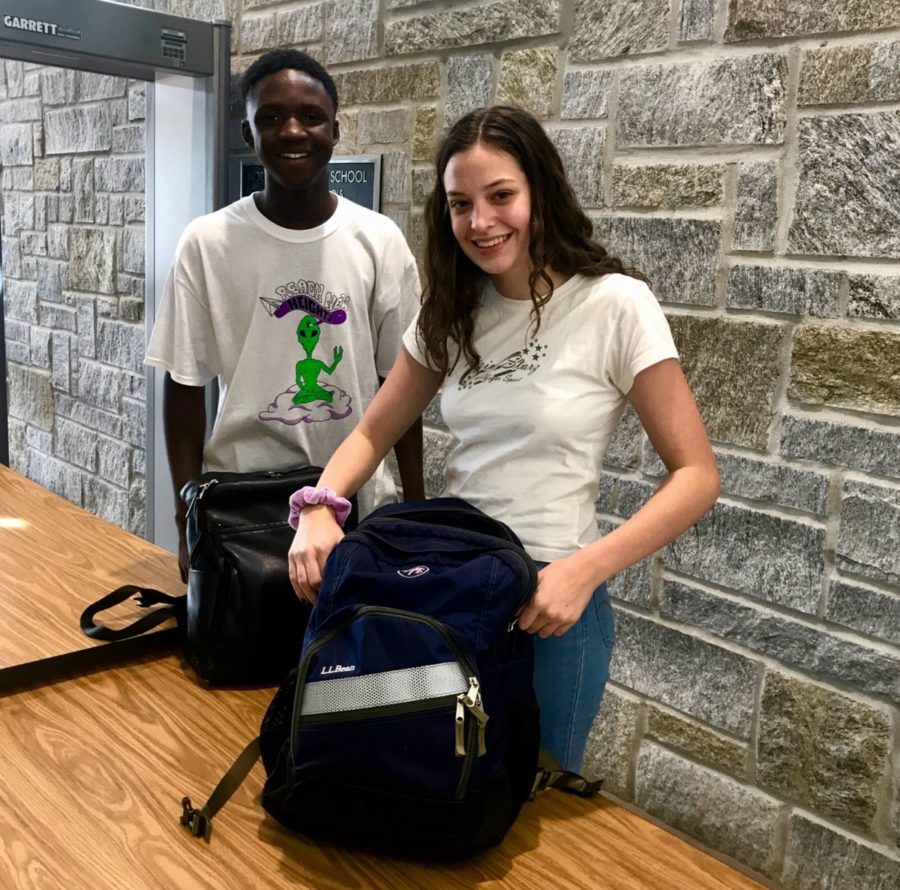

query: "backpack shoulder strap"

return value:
[180, 737, 261, 842]
[531, 748, 604, 799]
[80, 585, 184, 641]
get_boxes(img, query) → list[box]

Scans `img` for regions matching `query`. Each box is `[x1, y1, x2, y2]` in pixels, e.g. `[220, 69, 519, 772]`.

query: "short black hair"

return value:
[240, 48, 339, 113]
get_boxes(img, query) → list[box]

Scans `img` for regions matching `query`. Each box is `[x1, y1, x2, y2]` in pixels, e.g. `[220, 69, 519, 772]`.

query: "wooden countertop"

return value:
[0, 466, 764, 889]
[0, 465, 181, 680]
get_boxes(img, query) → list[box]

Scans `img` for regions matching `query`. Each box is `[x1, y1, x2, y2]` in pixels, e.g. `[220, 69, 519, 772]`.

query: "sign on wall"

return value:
[231, 154, 382, 212]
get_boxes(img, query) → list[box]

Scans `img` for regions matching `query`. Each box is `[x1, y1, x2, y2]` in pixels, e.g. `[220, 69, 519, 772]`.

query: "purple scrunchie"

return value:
[288, 486, 352, 529]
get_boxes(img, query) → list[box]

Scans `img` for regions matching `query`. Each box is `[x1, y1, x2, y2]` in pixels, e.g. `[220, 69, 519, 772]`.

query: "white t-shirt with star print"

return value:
[402, 273, 679, 562]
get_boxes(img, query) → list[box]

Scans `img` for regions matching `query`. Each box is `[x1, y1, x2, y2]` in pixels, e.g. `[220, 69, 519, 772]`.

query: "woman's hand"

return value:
[288, 504, 344, 604]
[517, 555, 601, 638]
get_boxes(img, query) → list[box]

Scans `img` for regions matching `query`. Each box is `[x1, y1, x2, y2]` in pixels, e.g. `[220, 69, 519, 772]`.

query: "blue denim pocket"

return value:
[592, 586, 616, 650]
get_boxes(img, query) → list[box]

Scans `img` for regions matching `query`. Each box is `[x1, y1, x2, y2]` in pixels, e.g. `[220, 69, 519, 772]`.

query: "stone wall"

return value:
[4, 0, 899, 885]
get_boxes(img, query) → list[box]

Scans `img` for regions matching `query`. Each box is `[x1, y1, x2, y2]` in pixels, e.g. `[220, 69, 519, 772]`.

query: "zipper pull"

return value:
[186, 478, 218, 520]
[454, 697, 466, 757]
[462, 677, 489, 756]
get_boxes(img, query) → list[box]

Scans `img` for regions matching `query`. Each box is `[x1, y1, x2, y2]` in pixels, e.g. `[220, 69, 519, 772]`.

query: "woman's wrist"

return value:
[288, 486, 351, 529]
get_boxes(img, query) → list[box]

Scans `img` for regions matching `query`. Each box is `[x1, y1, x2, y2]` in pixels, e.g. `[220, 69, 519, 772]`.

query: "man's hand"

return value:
[517, 556, 600, 638]
[288, 504, 345, 604]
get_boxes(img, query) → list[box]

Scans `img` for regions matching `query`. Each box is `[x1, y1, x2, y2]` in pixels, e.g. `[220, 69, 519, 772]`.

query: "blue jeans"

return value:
[531, 565, 615, 772]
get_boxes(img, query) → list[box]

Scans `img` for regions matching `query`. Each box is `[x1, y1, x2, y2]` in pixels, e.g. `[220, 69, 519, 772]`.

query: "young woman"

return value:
[288, 106, 719, 771]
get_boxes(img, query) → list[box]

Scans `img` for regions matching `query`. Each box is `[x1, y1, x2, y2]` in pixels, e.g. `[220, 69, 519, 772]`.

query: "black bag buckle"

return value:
[180, 797, 211, 841]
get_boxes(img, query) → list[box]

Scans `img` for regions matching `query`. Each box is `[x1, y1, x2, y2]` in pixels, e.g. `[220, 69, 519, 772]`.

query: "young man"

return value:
[146, 49, 423, 580]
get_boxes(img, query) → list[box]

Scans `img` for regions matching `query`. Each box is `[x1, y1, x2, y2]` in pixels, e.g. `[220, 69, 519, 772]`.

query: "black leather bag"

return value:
[81, 466, 356, 685]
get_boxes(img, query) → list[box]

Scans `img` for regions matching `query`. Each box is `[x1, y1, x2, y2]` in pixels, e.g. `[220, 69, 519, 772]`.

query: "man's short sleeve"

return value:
[371, 228, 421, 378]
[145, 226, 222, 386]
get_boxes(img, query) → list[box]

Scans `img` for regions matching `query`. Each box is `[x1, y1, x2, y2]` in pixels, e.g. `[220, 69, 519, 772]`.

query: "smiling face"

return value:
[443, 143, 533, 299]
[242, 68, 339, 195]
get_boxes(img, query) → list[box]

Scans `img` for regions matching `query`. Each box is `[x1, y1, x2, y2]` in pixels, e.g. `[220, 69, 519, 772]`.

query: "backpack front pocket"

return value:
[292, 607, 488, 799]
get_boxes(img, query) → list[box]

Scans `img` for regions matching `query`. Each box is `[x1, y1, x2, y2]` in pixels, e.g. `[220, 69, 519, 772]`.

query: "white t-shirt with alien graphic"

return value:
[146, 194, 419, 518]
[403, 273, 679, 562]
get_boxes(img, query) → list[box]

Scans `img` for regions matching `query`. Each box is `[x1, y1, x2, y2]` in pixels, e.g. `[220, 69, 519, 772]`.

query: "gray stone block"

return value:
[635, 741, 782, 877]
[826, 580, 900, 648]
[55, 394, 121, 439]
[21, 232, 47, 258]
[381, 151, 410, 204]
[133, 448, 145, 476]
[549, 127, 605, 207]
[94, 194, 108, 226]
[423, 427, 451, 499]
[26, 448, 82, 505]
[76, 296, 96, 360]
[51, 332, 71, 391]
[667, 315, 787, 449]
[783, 814, 900, 889]
[39, 304, 77, 334]
[125, 373, 145, 401]
[610, 611, 758, 735]
[616, 479, 653, 518]
[727, 264, 841, 317]
[612, 164, 724, 209]
[26, 426, 52, 454]
[603, 404, 642, 470]
[788, 112, 900, 258]
[583, 686, 640, 795]
[6, 341, 30, 363]
[75, 73, 125, 102]
[78, 360, 121, 413]
[40, 68, 71, 106]
[679, 0, 716, 41]
[127, 83, 145, 122]
[83, 476, 128, 529]
[37, 259, 66, 303]
[33, 158, 60, 192]
[122, 397, 146, 448]
[570, 0, 669, 60]
[561, 71, 612, 120]
[326, 0, 378, 64]
[29, 327, 50, 369]
[726, 2, 900, 42]
[129, 477, 146, 537]
[666, 502, 824, 613]
[357, 109, 408, 146]
[646, 706, 747, 777]
[94, 158, 144, 193]
[713, 450, 829, 515]
[732, 161, 778, 251]
[411, 168, 433, 206]
[240, 5, 323, 54]
[68, 228, 116, 294]
[618, 54, 787, 148]
[112, 124, 145, 154]
[780, 414, 900, 479]
[2, 237, 21, 277]
[98, 437, 131, 489]
[0, 123, 33, 165]
[660, 581, 900, 701]
[757, 672, 892, 831]
[120, 298, 144, 323]
[385, 0, 559, 56]
[4, 193, 34, 237]
[122, 226, 145, 275]
[596, 473, 617, 514]
[96, 320, 144, 375]
[838, 481, 900, 587]
[590, 216, 720, 305]
[497, 47, 557, 120]
[788, 325, 900, 415]
[607, 557, 652, 609]
[55, 417, 96, 472]
[108, 195, 124, 227]
[45, 106, 110, 154]
[5, 318, 29, 344]
[124, 197, 145, 224]
[5, 279, 38, 323]
[445, 55, 493, 128]
[848, 274, 900, 320]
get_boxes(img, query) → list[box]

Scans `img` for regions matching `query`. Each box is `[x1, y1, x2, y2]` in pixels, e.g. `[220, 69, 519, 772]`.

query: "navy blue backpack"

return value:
[181, 498, 600, 858]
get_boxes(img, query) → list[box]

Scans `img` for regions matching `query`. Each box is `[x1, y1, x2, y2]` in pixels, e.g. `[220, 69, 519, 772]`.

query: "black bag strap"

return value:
[180, 737, 261, 842]
[80, 585, 185, 642]
[531, 748, 604, 799]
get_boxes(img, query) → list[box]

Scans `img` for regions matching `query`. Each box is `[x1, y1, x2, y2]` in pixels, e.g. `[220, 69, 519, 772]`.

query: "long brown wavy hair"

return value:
[419, 105, 644, 376]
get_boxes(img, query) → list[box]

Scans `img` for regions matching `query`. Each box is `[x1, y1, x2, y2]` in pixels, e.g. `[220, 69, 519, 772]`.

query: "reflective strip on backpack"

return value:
[300, 661, 468, 717]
